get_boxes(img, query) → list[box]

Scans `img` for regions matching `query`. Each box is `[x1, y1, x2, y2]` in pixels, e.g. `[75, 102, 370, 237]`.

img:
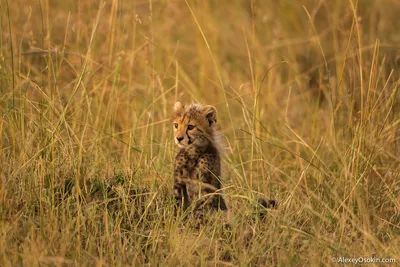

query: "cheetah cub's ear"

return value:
[203, 105, 217, 126]
[174, 102, 184, 114]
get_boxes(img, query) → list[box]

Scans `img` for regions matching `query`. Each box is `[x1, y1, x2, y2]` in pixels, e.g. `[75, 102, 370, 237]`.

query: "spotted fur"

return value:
[172, 102, 227, 216]
[172, 102, 276, 220]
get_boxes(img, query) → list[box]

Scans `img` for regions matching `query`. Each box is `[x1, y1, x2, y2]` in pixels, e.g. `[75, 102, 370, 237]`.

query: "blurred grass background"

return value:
[1, 0, 399, 265]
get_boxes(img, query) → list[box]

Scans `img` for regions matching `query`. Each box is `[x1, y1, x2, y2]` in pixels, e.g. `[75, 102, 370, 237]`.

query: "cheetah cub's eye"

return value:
[187, 125, 195, 130]
[173, 123, 178, 129]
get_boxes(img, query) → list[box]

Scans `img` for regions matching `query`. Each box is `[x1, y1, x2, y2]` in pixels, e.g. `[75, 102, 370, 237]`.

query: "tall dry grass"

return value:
[1, 0, 399, 265]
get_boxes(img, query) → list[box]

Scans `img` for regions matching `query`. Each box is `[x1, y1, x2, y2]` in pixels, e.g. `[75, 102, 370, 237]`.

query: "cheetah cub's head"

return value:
[172, 102, 218, 148]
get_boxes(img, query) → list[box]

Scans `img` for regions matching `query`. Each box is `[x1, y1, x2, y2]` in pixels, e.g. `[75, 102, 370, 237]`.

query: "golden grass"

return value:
[1, 0, 399, 265]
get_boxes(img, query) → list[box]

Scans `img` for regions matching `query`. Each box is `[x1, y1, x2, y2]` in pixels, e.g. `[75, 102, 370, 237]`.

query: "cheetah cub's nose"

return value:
[176, 136, 184, 142]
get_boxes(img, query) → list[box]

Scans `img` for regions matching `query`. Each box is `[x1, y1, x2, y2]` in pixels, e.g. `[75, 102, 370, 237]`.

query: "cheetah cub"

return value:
[172, 102, 276, 220]
[172, 102, 227, 217]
